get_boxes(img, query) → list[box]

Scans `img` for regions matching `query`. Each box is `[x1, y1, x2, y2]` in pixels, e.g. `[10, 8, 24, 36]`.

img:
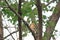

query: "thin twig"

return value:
[46, 0, 56, 6]
[4, 30, 18, 39]
[6, 28, 15, 40]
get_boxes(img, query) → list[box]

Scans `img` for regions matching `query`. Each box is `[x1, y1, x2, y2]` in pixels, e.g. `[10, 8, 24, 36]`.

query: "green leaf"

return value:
[2, 8, 14, 18]
[11, 3, 18, 12]
[45, 21, 55, 27]
[12, 15, 18, 24]
[22, 32, 27, 37]
[51, 34, 54, 37]
[46, 0, 49, 2]
[53, 7, 58, 14]
[42, 3, 46, 8]
[0, 1, 6, 6]
[2, 8, 18, 24]
[43, 15, 47, 19]
[54, 30, 58, 32]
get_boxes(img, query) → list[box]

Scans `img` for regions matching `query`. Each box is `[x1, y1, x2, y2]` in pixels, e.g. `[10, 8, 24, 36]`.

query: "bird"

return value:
[30, 23, 36, 33]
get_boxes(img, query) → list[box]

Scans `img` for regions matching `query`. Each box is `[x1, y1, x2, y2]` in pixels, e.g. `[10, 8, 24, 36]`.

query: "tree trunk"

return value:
[18, 0, 22, 40]
[36, 0, 42, 40]
[0, 11, 3, 40]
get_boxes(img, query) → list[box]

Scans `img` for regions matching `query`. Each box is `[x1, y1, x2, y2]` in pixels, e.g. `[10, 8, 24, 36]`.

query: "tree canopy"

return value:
[0, 0, 60, 40]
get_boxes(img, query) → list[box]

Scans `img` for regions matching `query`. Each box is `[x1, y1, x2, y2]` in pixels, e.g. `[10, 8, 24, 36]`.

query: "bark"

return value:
[18, 0, 22, 40]
[43, 1, 60, 40]
[35, 0, 42, 40]
[0, 12, 3, 40]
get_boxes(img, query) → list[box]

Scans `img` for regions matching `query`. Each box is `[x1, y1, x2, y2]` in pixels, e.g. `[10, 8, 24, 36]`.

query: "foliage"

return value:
[0, 0, 59, 39]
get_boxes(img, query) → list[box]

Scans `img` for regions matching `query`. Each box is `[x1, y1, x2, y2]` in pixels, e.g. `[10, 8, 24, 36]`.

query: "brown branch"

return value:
[4, 20, 15, 40]
[44, 1, 60, 40]
[4, 30, 18, 39]
[4, 21, 15, 40]
[0, 11, 3, 40]
[6, 28, 15, 40]
[4, 0, 35, 39]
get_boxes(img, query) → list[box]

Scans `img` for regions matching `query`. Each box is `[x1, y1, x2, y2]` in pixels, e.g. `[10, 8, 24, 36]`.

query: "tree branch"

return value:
[4, 0, 35, 39]
[4, 30, 18, 39]
[6, 28, 15, 40]
[4, 20, 15, 40]
[43, 1, 60, 40]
